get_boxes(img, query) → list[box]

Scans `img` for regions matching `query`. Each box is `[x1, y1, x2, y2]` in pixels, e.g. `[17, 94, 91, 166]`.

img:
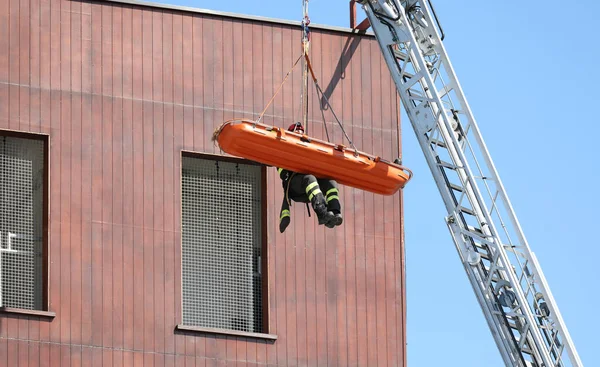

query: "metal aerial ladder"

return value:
[354, 1, 583, 366]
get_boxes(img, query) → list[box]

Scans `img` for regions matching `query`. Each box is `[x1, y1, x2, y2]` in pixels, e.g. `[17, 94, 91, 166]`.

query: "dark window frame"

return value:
[176, 151, 273, 340]
[0, 129, 54, 318]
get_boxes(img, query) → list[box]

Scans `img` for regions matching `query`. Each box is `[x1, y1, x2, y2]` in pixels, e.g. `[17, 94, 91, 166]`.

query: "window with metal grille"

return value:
[181, 153, 266, 334]
[0, 133, 47, 311]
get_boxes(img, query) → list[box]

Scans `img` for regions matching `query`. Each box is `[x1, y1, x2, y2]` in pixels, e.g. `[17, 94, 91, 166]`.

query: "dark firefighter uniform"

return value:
[277, 122, 343, 233]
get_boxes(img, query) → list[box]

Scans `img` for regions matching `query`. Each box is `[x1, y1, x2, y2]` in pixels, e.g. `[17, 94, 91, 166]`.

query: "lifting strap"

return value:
[254, 48, 356, 156]
[301, 0, 310, 135]
[304, 54, 358, 154]
[255, 54, 303, 125]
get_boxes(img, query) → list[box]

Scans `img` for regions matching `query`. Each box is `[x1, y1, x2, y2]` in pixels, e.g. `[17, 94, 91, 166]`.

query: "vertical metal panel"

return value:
[304, 25, 318, 363]
[0, 0, 8, 83]
[262, 24, 278, 367]
[312, 58, 329, 363]
[14, 339, 26, 366]
[322, 29, 340, 367]
[111, 46, 126, 348]
[59, 87, 72, 347]
[7, 0, 18, 85]
[70, 90, 83, 346]
[29, 341, 41, 367]
[89, 84, 103, 348]
[1, 0, 405, 365]
[122, 225, 135, 350]
[102, 221, 113, 347]
[90, 222, 103, 346]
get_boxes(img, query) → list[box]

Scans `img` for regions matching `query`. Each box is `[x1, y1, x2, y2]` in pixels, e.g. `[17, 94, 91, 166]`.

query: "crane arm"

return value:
[356, 1, 583, 366]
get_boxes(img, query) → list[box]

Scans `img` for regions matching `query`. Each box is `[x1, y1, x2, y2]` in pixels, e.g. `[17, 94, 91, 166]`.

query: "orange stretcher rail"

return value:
[213, 119, 412, 196]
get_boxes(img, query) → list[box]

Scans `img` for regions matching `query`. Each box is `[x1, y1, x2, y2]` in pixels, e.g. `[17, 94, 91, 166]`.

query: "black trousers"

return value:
[287, 174, 341, 214]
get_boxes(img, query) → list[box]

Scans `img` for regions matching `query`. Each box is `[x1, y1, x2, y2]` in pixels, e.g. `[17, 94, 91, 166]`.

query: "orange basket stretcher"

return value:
[214, 119, 412, 196]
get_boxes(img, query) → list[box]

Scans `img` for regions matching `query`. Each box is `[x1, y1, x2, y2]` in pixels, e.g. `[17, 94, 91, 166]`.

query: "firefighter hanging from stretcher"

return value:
[277, 122, 343, 233]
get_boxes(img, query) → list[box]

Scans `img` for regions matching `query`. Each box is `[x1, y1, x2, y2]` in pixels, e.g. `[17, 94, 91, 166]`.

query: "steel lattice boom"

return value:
[357, 1, 583, 366]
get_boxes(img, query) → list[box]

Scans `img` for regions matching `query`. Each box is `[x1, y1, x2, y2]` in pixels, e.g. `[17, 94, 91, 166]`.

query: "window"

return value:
[180, 153, 267, 335]
[0, 132, 48, 312]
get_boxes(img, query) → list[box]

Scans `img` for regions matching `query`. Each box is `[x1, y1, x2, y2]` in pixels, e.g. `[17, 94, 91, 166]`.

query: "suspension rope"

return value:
[256, 0, 356, 156]
[305, 54, 358, 154]
[314, 81, 331, 142]
[255, 54, 303, 125]
[301, 0, 311, 135]
[315, 79, 357, 154]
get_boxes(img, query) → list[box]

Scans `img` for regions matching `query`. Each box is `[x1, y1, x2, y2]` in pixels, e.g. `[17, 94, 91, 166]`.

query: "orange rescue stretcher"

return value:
[213, 119, 412, 196]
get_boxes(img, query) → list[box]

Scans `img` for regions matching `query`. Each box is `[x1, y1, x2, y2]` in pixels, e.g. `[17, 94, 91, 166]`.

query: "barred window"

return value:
[181, 153, 266, 334]
[0, 133, 47, 311]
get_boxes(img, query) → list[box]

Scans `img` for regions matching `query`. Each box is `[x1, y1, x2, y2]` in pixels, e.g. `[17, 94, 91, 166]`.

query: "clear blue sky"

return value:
[150, 0, 597, 365]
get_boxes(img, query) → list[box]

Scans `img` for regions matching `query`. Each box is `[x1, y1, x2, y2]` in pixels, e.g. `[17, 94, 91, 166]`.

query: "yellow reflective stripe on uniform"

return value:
[305, 181, 319, 194]
[308, 189, 322, 201]
[280, 209, 290, 221]
[277, 168, 286, 178]
[326, 195, 339, 203]
[326, 188, 338, 197]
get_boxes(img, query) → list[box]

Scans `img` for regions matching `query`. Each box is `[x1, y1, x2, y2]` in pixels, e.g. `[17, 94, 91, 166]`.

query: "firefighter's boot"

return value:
[326, 213, 343, 228]
[314, 201, 335, 226]
[325, 186, 343, 227]
[304, 176, 334, 225]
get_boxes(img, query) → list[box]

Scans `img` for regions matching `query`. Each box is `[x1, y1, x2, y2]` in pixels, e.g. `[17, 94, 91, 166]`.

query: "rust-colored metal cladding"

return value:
[215, 119, 412, 195]
[1, 0, 408, 364]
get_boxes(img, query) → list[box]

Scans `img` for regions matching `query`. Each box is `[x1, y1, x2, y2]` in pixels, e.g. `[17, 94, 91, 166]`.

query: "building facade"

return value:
[0, 0, 406, 365]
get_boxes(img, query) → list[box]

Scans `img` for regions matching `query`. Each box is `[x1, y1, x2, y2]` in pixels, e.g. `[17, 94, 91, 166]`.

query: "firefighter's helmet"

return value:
[288, 122, 304, 133]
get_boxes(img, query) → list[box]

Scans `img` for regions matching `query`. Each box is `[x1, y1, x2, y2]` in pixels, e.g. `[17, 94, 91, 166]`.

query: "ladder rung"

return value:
[438, 160, 456, 170]
[467, 225, 484, 235]
[473, 241, 489, 251]
[474, 249, 489, 259]
[520, 346, 535, 356]
[459, 206, 476, 216]
[479, 252, 491, 261]
[470, 246, 490, 261]
[430, 139, 447, 148]
[449, 183, 463, 192]
[506, 319, 520, 331]
[393, 48, 408, 61]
